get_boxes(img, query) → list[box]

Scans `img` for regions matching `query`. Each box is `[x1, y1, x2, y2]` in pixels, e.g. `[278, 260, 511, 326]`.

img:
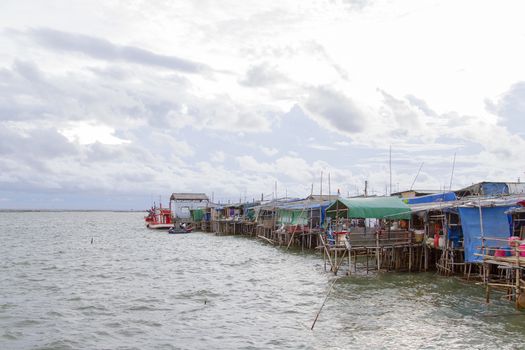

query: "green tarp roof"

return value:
[326, 197, 411, 219]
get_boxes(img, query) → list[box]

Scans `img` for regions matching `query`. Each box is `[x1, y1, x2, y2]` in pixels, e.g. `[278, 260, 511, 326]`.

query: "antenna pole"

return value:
[410, 162, 424, 190]
[320, 171, 323, 198]
[389, 145, 392, 196]
[449, 152, 457, 191]
[328, 172, 331, 198]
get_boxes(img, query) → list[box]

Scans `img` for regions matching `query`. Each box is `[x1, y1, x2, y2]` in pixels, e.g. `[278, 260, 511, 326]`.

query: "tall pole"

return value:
[310, 183, 314, 244]
[389, 145, 392, 196]
[449, 152, 456, 192]
[328, 172, 331, 198]
[320, 171, 323, 198]
[410, 162, 424, 190]
[320, 172, 323, 228]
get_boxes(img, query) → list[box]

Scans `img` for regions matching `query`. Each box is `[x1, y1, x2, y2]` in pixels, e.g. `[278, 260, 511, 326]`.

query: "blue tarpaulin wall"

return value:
[482, 183, 508, 196]
[406, 192, 456, 205]
[458, 206, 513, 263]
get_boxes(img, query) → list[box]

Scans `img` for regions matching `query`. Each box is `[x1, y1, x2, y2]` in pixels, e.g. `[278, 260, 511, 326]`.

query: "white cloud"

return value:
[309, 144, 337, 151]
[260, 146, 278, 156]
[1, 0, 525, 208]
[59, 121, 130, 145]
[211, 151, 226, 163]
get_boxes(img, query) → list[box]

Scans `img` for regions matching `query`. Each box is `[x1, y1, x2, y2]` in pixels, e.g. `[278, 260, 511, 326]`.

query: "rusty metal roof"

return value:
[170, 193, 209, 201]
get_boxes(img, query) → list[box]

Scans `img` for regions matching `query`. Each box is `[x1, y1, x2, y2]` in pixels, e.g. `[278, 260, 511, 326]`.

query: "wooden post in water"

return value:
[311, 278, 338, 330]
[376, 230, 381, 270]
[514, 244, 521, 309]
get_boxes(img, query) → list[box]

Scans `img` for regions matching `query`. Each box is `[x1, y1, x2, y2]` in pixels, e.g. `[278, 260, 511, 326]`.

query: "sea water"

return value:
[1, 211, 525, 349]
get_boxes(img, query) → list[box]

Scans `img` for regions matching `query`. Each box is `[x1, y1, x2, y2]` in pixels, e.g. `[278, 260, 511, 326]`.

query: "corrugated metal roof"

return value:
[170, 193, 209, 201]
[277, 200, 333, 211]
[307, 194, 340, 201]
[409, 194, 525, 212]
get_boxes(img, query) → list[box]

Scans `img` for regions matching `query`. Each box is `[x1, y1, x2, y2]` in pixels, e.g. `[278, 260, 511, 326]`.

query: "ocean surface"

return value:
[2, 211, 525, 350]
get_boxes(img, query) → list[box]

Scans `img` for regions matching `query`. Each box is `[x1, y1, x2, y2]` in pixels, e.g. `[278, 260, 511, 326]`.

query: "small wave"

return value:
[94, 330, 113, 337]
[0, 303, 16, 311]
[13, 319, 41, 328]
[2, 331, 21, 341]
[66, 296, 81, 302]
[127, 305, 168, 311]
[103, 321, 122, 328]
[131, 319, 163, 327]
[46, 311, 63, 317]
[117, 327, 146, 337]
[174, 290, 221, 299]
[75, 305, 107, 311]
[35, 339, 78, 350]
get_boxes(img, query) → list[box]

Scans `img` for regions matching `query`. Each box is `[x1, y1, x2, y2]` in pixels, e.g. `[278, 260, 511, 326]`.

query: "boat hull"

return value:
[146, 223, 173, 229]
[168, 227, 192, 234]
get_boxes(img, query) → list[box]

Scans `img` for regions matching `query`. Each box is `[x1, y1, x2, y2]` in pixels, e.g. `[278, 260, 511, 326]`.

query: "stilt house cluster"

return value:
[166, 181, 525, 308]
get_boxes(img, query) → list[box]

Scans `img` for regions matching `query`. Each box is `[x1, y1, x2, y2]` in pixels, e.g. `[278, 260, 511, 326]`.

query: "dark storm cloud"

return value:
[27, 27, 210, 74]
[303, 86, 365, 133]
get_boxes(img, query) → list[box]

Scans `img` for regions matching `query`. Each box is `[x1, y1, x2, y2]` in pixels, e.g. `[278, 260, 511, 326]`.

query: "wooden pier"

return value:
[479, 237, 525, 309]
[318, 230, 424, 275]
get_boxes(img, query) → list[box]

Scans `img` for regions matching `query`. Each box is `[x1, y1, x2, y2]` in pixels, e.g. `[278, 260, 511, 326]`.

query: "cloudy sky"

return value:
[1, 0, 525, 209]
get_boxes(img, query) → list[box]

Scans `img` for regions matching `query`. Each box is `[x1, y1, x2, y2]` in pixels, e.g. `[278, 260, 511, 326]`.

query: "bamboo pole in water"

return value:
[515, 243, 521, 308]
[311, 278, 338, 330]
[257, 235, 275, 245]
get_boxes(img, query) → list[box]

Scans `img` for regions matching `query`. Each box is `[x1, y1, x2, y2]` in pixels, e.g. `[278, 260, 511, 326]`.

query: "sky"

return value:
[1, 0, 525, 210]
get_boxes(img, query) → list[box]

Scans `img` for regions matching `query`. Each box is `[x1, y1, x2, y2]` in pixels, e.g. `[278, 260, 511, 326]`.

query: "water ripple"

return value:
[1, 212, 525, 350]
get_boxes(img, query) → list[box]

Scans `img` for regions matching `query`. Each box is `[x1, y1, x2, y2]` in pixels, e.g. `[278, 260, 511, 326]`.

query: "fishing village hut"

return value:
[455, 181, 525, 198]
[207, 200, 263, 235]
[462, 197, 525, 308]
[189, 205, 215, 231]
[407, 189, 525, 277]
[192, 203, 220, 232]
[214, 202, 245, 235]
[274, 198, 333, 249]
[406, 192, 460, 274]
[253, 198, 297, 244]
[493, 205, 525, 308]
[405, 183, 525, 308]
[240, 201, 260, 235]
[321, 196, 418, 275]
[169, 192, 209, 224]
[162, 181, 525, 308]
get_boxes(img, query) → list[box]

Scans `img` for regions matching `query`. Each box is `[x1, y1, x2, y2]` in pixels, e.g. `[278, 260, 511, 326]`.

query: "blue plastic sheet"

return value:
[482, 183, 509, 196]
[458, 206, 513, 263]
[407, 192, 456, 204]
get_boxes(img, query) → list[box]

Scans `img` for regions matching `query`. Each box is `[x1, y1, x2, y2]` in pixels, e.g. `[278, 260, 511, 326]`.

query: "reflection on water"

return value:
[1, 212, 525, 349]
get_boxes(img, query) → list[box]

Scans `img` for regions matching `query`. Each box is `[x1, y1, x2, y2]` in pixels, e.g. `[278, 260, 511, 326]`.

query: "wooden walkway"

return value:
[318, 230, 424, 275]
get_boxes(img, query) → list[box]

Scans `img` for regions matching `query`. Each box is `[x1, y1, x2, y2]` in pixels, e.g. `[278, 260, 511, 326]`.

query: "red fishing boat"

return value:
[144, 203, 173, 229]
